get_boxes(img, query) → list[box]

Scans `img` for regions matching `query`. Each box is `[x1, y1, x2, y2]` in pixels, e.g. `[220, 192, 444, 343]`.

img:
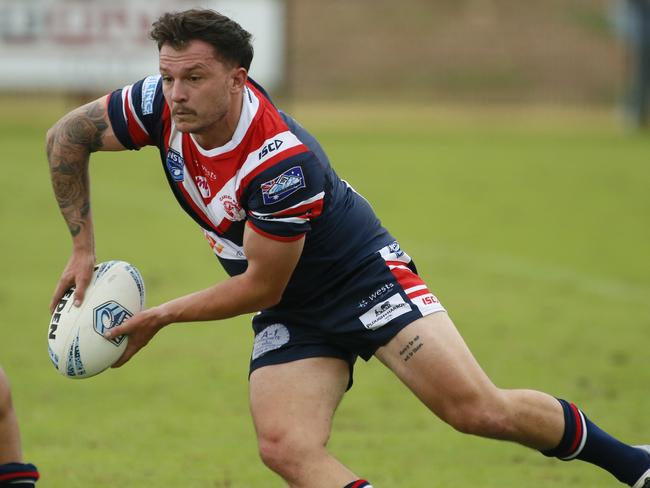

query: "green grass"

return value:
[1, 98, 649, 487]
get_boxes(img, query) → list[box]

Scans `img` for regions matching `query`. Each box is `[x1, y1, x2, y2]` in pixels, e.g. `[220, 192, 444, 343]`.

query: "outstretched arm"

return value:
[105, 223, 305, 367]
[46, 96, 126, 311]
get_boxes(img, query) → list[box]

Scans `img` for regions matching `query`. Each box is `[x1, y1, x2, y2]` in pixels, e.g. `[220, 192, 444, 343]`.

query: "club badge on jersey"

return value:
[166, 149, 185, 181]
[261, 166, 306, 205]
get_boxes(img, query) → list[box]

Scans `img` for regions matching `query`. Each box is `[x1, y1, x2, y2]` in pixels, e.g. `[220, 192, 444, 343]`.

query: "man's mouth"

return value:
[173, 108, 194, 117]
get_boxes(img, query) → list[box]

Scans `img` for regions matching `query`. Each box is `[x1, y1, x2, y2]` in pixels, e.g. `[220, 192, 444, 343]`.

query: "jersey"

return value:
[106, 76, 395, 307]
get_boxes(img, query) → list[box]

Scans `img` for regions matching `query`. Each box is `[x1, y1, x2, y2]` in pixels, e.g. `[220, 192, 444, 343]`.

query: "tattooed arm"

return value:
[46, 96, 126, 311]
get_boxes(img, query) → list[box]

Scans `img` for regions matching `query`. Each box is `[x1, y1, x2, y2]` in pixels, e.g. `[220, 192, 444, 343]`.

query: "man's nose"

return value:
[170, 82, 188, 103]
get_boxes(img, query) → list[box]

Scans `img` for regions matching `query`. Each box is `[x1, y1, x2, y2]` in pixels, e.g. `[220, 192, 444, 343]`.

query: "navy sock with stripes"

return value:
[0, 463, 39, 487]
[344, 481, 373, 488]
[541, 399, 650, 486]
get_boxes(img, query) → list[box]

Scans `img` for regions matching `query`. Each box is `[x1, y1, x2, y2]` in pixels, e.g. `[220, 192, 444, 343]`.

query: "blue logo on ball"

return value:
[93, 301, 131, 346]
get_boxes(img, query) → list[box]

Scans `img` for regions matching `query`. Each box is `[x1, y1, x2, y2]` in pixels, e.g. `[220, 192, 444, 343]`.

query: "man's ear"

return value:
[231, 67, 248, 93]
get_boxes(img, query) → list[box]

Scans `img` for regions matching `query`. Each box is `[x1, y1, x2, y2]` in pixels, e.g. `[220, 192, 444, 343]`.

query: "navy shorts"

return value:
[249, 241, 446, 387]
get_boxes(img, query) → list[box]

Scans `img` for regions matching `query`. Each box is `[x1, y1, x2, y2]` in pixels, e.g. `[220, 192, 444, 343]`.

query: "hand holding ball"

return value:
[47, 260, 145, 378]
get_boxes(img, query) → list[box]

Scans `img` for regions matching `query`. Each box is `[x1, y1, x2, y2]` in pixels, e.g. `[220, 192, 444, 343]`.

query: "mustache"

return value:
[172, 106, 196, 116]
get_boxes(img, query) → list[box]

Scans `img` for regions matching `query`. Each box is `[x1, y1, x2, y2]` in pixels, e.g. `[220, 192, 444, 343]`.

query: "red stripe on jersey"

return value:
[407, 288, 432, 300]
[215, 215, 233, 234]
[256, 197, 324, 219]
[236, 144, 310, 200]
[160, 103, 172, 152]
[124, 86, 152, 148]
[173, 179, 233, 234]
[186, 86, 286, 199]
[389, 265, 425, 291]
[181, 121, 292, 201]
[247, 220, 305, 242]
[156, 103, 233, 233]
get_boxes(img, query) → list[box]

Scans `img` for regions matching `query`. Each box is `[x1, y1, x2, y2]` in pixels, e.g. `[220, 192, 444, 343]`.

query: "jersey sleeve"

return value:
[245, 152, 327, 241]
[106, 75, 165, 150]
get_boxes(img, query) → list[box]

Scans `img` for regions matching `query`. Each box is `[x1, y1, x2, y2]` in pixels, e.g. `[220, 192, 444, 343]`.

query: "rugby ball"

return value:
[47, 260, 145, 379]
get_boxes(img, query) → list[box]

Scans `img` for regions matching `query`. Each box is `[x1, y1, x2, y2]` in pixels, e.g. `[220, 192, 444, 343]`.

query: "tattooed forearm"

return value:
[47, 101, 107, 237]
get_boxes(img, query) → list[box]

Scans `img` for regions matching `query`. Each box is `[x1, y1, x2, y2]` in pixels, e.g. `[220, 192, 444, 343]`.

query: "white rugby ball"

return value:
[47, 260, 145, 379]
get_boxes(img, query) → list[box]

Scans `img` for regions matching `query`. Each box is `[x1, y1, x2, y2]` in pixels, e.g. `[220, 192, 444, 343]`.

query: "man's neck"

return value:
[192, 92, 244, 150]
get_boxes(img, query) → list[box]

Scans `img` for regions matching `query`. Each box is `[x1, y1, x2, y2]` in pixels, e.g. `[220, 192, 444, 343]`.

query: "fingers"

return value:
[50, 253, 95, 313]
[109, 320, 143, 368]
[72, 271, 92, 307]
[103, 321, 131, 341]
[104, 314, 144, 368]
[105, 321, 135, 368]
[103, 309, 165, 369]
[111, 343, 138, 368]
[50, 278, 74, 313]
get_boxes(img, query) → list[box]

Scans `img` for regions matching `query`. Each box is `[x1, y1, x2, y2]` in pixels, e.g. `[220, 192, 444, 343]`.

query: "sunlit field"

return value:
[1, 97, 649, 487]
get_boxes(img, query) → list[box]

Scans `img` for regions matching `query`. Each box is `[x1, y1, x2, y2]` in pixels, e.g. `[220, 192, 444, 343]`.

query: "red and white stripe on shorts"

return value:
[378, 242, 446, 316]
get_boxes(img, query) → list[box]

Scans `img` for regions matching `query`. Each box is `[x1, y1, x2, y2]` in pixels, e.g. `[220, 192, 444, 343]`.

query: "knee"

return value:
[257, 432, 291, 476]
[438, 390, 512, 439]
[257, 429, 323, 482]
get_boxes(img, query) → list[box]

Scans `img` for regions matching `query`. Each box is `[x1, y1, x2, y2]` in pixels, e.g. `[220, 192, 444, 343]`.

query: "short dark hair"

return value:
[150, 9, 254, 71]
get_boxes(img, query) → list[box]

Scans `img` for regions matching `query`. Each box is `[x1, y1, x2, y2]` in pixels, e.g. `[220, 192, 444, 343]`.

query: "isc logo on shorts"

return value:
[358, 294, 412, 330]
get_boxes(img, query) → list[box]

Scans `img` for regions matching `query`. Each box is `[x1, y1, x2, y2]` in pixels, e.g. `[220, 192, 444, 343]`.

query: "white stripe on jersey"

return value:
[201, 129, 306, 224]
[257, 216, 307, 224]
[166, 127, 214, 223]
[249, 191, 325, 218]
[203, 229, 246, 260]
[234, 130, 305, 195]
[166, 90, 310, 230]
[120, 85, 132, 128]
[404, 284, 428, 295]
[190, 86, 260, 157]
[342, 179, 372, 205]
[127, 85, 149, 136]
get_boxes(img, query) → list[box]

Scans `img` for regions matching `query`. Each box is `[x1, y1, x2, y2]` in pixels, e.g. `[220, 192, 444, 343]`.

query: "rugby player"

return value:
[46, 9, 650, 488]
[0, 368, 39, 487]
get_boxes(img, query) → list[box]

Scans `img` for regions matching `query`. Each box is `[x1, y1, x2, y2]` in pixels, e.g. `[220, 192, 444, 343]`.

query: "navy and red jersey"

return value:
[106, 76, 394, 307]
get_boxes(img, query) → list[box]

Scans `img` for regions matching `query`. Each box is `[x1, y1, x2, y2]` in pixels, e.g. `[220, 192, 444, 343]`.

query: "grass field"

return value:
[1, 98, 649, 487]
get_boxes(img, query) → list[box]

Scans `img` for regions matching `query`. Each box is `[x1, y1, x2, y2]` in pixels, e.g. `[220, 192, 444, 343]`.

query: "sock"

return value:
[541, 399, 650, 486]
[344, 481, 373, 488]
[0, 463, 39, 487]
